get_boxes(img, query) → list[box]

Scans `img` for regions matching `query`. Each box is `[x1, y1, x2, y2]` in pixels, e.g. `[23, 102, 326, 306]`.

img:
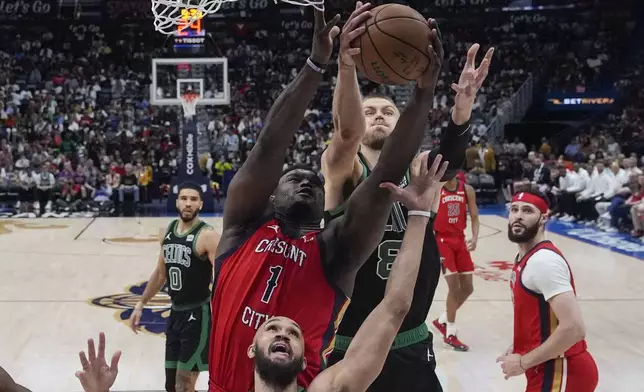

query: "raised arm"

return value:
[321, 3, 372, 198]
[321, 21, 445, 290]
[310, 152, 445, 392]
[221, 10, 340, 232]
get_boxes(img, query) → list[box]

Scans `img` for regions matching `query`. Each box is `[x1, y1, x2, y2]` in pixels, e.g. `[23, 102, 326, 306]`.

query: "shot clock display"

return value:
[173, 8, 207, 48]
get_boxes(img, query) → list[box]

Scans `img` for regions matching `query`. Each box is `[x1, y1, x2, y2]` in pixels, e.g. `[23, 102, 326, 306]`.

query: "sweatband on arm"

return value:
[429, 117, 471, 181]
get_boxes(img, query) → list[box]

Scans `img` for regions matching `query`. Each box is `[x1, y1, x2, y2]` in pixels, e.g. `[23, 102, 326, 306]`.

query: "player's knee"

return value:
[461, 280, 474, 299]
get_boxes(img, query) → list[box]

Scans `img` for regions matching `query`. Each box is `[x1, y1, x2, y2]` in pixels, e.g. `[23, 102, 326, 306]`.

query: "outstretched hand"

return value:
[338, 1, 373, 67]
[75, 332, 121, 392]
[452, 44, 494, 107]
[310, 9, 342, 65]
[379, 151, 448, 212]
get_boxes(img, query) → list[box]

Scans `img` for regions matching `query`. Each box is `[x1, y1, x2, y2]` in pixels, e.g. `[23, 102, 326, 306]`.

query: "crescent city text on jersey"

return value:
[441, 194, 465, 203]
[254, 238, 308, 267]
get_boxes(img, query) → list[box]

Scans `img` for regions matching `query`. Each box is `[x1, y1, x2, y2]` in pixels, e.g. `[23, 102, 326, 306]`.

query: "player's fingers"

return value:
[347, 1, 369, 25]
[379, 182, 403, 198]
[87, 338, 96, 363]
[346, 3, 372, 30]
[313, 8, 324, 30]
[475, 58, 491, 86]
[428, 18, 442, 43]
[329, 25, 341, 41]
[79, 351, 90, 370]
[346, 48, 361, 56]
[465, 43, 480, 70]
[428, 153, 443, 175]
[98, 332, 106, 360]
[417, 151, 430, 178]
[110, 350, 122, 372]
[430, 29, 444, 62]
[323, 14, 341, 36]
[434, 161, 449, 181]
[346, 25, 367, 42]
[451, 83, 463, 94]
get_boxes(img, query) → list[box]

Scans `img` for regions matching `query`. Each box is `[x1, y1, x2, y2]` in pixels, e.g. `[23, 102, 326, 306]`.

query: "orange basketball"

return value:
[352, 4, 431, 85]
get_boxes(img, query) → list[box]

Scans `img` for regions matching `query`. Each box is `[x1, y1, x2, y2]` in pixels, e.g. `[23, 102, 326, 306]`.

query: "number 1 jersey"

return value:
[208, 219, 350, 392]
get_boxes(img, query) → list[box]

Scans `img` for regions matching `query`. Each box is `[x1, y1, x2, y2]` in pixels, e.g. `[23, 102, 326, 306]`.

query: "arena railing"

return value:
[485, 74, 534, 142]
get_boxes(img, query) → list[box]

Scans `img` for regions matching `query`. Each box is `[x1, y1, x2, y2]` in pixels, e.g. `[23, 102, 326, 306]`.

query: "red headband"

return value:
[511, 192, 548, 214]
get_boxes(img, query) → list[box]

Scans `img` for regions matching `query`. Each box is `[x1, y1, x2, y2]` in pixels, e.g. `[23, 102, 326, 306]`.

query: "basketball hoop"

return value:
[180, 93, 200, 120]
[151, 0, 325, 34]
[275, 0, 324, 11]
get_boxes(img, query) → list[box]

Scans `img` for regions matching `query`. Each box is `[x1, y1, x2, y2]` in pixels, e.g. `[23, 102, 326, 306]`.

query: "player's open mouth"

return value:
[269, 341, 291, 358]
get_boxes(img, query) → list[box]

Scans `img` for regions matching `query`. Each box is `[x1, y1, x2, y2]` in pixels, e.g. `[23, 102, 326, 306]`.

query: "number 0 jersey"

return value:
[208, 218, 349, 392]
[162, 219, 212, 308]
[323, 152, 441, 338]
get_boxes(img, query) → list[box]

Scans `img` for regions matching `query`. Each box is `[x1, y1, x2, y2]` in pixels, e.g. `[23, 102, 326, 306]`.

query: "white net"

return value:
[180, 93, 200, 120]
[151, 0, 325, 35]
[277, 0, 324, 11]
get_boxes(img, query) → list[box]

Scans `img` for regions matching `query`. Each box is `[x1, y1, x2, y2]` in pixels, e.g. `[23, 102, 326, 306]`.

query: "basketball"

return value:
[352, 4, 431, 85]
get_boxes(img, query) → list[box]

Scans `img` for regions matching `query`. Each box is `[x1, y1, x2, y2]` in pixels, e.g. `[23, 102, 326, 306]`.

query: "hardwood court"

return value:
[0, 215, 642, 392]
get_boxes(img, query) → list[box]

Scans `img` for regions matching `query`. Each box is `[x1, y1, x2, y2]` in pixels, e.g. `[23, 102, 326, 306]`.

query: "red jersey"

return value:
[209, 218, 350, 392]
[510, 241, 587, 358]
[434, 180, 467, 237]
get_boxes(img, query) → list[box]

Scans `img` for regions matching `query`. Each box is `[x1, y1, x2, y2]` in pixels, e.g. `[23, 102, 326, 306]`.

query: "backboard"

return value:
[150, 57, 230, 106]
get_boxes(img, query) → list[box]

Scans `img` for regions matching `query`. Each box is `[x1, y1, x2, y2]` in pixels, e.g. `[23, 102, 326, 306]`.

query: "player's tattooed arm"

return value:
[321, 2, 372, 192]
[320, 21, 443, 295]
[219, 10, 341, 243]
[310, 165, 439, 391]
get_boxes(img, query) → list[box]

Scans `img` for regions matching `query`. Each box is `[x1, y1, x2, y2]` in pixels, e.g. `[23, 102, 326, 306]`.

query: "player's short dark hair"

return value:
[362, 92, 397, 108]
[512, 187, 550, 209]
[178, 182, 203, 199]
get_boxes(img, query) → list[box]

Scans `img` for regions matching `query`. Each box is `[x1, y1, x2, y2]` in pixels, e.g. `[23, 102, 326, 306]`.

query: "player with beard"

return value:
[321, 2, 494, 390]
[497, 189, 598, 391]
[128, 182, 220, 392]
[207, 7, 451, 392]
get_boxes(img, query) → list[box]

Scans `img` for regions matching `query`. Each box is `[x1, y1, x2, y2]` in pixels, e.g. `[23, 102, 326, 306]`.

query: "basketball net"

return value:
[151, 0, 324, 35]
[181, 93, 200, 120]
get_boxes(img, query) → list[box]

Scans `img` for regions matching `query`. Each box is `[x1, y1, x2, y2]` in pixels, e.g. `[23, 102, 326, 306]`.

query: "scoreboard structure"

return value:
[173, 8, 207, 50]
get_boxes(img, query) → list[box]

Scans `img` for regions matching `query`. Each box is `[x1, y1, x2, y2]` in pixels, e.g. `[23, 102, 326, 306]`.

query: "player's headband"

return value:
[511, 192, 548, 214]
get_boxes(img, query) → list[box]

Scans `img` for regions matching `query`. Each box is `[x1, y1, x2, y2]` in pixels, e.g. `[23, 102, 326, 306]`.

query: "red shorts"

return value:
[436, 234, 474, 275]
[525, 352, 598, 392]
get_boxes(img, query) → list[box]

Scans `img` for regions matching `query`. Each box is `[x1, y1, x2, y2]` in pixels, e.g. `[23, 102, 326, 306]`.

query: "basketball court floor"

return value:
[1, 212, 643, 392]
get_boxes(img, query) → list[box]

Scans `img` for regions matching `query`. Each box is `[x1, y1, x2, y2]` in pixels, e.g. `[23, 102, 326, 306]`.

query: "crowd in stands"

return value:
[0, 4, 642, 244]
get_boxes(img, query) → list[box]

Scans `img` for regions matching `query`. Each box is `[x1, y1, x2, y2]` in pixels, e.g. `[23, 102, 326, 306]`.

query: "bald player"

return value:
[497, 189, 598, 391]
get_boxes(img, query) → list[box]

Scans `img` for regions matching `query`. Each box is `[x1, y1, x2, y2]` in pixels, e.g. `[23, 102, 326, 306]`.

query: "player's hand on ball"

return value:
[496, 353, 526, 380]
[338, 1, 372, 67]
[380, 151, 448, 212]
[76, 332, 121, 392]
[128, 304, 142, 334]
[310, 9, 341, 65]
[417, 19, 444, 89]
[452, 44, 494, 107]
